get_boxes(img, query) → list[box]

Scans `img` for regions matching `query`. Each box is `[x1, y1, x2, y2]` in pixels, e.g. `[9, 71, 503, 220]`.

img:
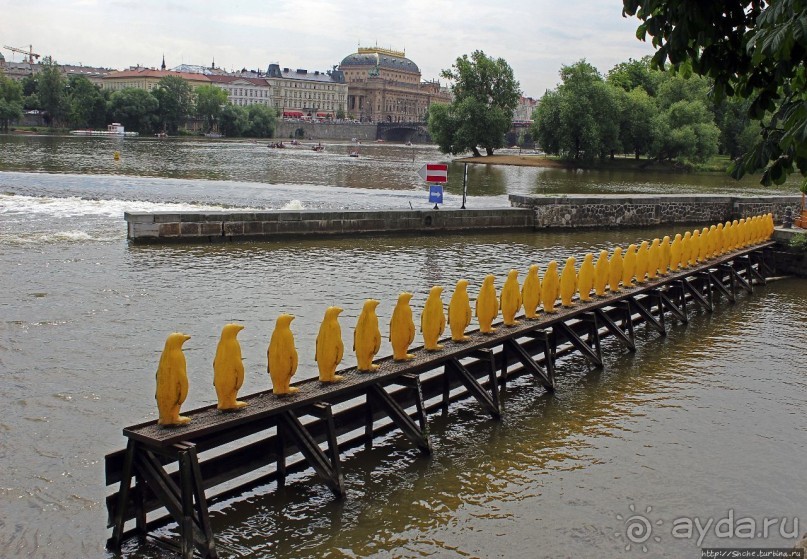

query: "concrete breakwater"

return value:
[509, 194, 801, 229]
[124, 208, 534, 243]
[125, 195, 802, 243]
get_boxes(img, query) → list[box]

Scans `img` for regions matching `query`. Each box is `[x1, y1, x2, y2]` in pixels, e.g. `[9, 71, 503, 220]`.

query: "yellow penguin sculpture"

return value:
[500, 269, 522, 326]
[475, 274, 499, 334]
[421, 286, 447, 351]
[521, 265, 542, 318]
[634, 240, 649, 284]
[354, 299, 382, 372]
[715, 223, 725, 255]
[766, 213, 774, 238]
[316, 306, 344, 383]
[738, 218, 747, 247]
[448, 279, 472, 341]
[155, 332, 192, 426]
[608, 247, 624, 293]
[680, 231, 692, 268]
[594, 250, 610, 297]
[670, 233, 683, 272]
[731, 219, 740, 250]
[390, 292, 416, 360]
[213, 323, 248, 411]
[622, 244, 637, 288]
[268, 314, 299, 395]
[691, 229, 701, 265]
[701, 227, 711, 260]
[658, 235, 671, 275]
[577, 253, 595, 302]
[647, 238, 661, 280]
[724, 221, 733, 252]
[541, 260, 560, 313]
[707, 225, 717, 259]
[560, 257, 577, 307]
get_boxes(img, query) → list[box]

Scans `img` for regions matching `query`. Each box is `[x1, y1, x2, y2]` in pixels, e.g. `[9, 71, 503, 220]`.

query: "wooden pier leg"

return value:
[594, 307, 635, 351]
[134, 473, 147, 542]
[619, 301, 636, 350]
[441, 364, 451, 415]
[506, 336, 554, 391]
[178, 449, 195, 559]
[446, 357, 501, 419]
[553, 321, 603, 367]
[279, 410, 344, 497]
[276, 419, 287, 489]
[394, 373, 429, 438]
[499, 343, 509, 388]
[470, 349, 499, 406]
[177, 442, 218, 559]
[582, 312, 603, 364]
[108, 439, 136, 552]
[369, 383, 431, 454]
[710, 268, 735, 303]
[365, 393, 374, 451]
[310, 403, 346, 486]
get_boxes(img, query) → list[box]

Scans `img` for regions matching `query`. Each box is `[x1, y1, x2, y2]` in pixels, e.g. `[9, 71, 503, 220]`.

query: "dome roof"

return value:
[340, 50, 419, 74]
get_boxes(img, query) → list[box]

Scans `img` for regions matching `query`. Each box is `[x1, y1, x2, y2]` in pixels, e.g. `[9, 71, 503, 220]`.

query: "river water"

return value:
[0, 135, 805, 558]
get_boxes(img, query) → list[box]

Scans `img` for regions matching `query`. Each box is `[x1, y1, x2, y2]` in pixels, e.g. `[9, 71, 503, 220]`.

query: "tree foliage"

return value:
[428, 50, 520, 156]
[66, 75, 107, 129]
[37, 58, 67, 125]
[218, 104, 249, 137]
[245, 104, 276, 137]
[622, 0, 807, 185]
[533, 58, 728, 165]
[195, 85, 229, 132]
[108, 88, 158, 134]
[152, 75, 194, 134]
[0, 74, 24, 131]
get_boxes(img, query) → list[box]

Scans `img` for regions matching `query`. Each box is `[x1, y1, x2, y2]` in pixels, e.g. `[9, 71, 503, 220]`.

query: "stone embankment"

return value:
[125, 208, 534, 243]
[509, 194, 801, 229]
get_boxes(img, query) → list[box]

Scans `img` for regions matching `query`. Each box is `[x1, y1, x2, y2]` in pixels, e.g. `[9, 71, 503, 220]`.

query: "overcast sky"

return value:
[1, 0, 656, 97]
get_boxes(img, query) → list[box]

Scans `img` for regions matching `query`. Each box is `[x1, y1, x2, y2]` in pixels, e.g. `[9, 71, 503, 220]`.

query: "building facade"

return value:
[338, 47, 451, 123]
[101, 68, 211, 92]
[265, 64, 347, 119]
[206, 75, 273, 107]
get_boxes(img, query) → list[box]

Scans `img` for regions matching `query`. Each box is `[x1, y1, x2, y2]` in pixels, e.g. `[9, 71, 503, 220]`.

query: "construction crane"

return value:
[2, 44, 40, 64]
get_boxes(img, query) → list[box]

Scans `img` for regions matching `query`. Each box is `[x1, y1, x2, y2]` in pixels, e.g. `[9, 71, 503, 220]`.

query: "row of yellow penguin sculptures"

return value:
[155, 214, 775, 425]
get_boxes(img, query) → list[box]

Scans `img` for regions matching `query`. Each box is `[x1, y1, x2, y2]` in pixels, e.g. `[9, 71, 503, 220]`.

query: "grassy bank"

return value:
[456, 153, 734, 174]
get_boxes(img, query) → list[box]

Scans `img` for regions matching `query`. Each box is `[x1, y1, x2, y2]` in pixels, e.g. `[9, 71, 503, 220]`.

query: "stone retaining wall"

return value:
[125, 208, 535, 243]
[274, 122, 377, 141]
[772, 228, 807, 277]
[509, 194, 802, 229]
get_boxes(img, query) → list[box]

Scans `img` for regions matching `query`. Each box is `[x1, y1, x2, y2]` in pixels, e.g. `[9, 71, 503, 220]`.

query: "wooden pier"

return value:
[105, 242, 775, 559]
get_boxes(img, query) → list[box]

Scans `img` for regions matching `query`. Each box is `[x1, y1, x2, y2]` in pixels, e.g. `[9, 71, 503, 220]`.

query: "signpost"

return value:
[417, 163, 448, 183]
[417, 163, 448, 209]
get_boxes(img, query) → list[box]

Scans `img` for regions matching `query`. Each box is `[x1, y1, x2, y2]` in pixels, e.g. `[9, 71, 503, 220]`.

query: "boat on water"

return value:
[348, 150, 359, 157]
[204, 132, 223, 138]
[69, 123, 139, 137]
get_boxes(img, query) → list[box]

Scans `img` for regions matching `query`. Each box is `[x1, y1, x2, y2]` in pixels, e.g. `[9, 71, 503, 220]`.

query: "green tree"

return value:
[37, 57, 67, 126]
[335, 107, 346, 120]
[66, 75, 106, 129]
[622, 0, 806, 185]
[607, 56, 659, 96]
[651, 99, 720, 163]
[428, 50, 520, 156]
[108, 87, 158, 134]
[619, 86, 658, 159]
[219, 104, 249, 137]
[0, 74, 24, 131]
[531, 60, 621, 161]
[245, 104, 276, 137]
[195, 85, 229, 132]
[716, 96, 759, 160]
[152, 75, 194, 134]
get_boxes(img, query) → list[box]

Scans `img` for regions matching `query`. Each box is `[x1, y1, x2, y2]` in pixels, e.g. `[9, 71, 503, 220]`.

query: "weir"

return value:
[104, 240, 776, 559]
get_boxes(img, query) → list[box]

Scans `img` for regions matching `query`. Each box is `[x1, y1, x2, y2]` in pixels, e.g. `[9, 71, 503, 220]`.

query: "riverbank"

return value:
[456, 153, 733, 174]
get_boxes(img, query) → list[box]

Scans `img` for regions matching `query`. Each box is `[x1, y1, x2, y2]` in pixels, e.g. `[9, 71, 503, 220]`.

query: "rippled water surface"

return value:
[0, 136, 805, 559]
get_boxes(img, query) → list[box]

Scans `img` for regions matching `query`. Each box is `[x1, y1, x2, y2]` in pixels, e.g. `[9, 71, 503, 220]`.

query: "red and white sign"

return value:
[417, 162, 448, 183]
